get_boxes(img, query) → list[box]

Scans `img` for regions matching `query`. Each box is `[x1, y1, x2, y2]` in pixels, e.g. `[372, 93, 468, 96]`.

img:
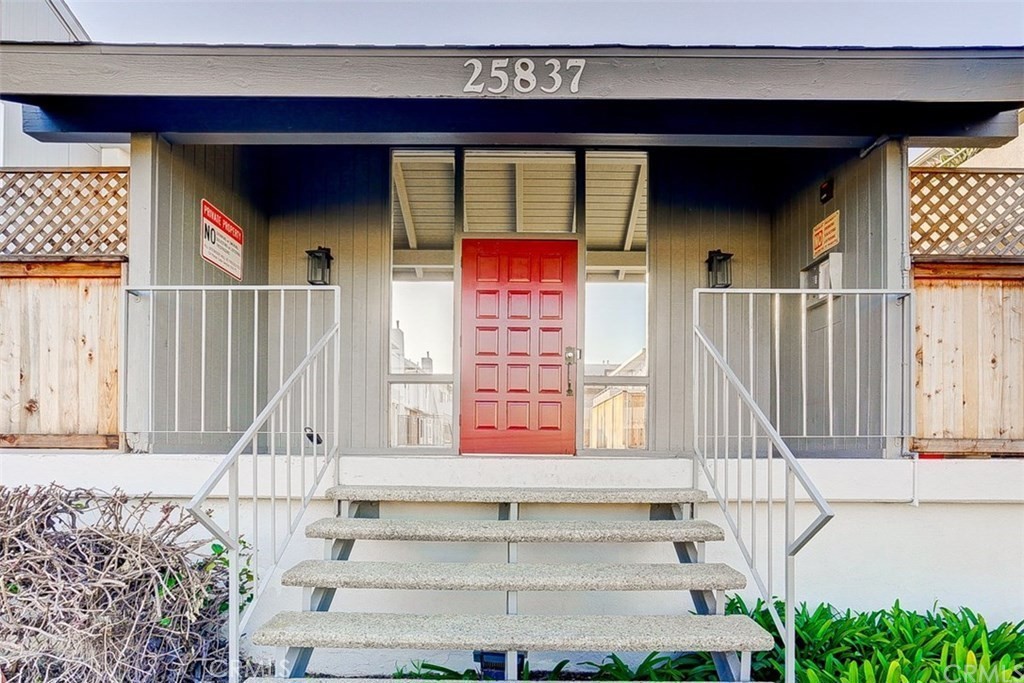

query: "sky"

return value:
[65, 0, 1024, 46]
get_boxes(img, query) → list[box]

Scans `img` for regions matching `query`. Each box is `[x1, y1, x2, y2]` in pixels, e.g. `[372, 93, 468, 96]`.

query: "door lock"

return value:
[564, 346, 580, 396]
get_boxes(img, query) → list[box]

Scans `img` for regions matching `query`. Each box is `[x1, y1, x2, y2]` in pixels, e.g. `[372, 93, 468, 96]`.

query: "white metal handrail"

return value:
[185, 321, 342, 683]
[123, 284, 342, 682]
[693, 325, 833, 683]
[691, 287, 911, 683]
[123, 285, 340, 449]
[693, 287, 913, 452]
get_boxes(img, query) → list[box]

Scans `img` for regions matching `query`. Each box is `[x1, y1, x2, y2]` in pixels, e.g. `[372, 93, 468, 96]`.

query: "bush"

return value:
[671, 596, 1024, 683]
[0, 485, 262, 683]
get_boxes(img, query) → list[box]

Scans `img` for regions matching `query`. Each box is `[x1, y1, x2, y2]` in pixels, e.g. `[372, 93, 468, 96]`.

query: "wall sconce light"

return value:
[705, 249, 733, 288]
[305, 246, 333, 285]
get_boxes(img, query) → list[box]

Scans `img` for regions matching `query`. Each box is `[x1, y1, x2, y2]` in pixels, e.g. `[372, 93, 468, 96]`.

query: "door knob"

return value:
[564, 346, 580, 396]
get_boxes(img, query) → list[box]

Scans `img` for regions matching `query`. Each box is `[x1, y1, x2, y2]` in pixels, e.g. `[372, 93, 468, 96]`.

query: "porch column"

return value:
[123, 132, 163, 451]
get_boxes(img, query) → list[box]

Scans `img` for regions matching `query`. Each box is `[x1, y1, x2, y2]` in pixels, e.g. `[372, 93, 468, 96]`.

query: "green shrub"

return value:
[672, 597, 1024, 683]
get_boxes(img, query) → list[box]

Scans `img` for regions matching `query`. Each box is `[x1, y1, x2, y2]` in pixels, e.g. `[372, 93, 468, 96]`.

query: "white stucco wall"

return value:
[2, 452, 1021, 675]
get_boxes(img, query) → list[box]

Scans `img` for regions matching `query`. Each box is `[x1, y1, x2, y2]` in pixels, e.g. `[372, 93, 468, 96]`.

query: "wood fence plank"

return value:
[1002, 282, 1023, 439]
[59, 278, 80, 434]
[978, 280, 1004, 440]
[960, 279, 981, 442]
[97, 278, 120, 435]
[37, 281, 63, 435]
[915, 282, 938, 438]
[22, 279, 41, 435]
[0, 279, 21, 434]
[940, 282, 963, 439]
[77, 278, 101, 434]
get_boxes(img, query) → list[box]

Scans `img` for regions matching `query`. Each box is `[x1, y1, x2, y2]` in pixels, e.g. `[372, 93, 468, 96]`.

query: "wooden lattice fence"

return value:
[910, 167, 1024, 258]
[0, 168, 128, 257]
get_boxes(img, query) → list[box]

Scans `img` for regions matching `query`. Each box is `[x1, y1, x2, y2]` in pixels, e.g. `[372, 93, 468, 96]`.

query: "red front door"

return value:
[460, 239, 578, 455]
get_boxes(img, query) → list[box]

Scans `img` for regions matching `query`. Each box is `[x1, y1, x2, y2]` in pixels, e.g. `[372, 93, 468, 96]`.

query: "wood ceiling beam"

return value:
[620, 162, 647, 279]
[393, 250, 453, 267]
[585, 251, 646, 268]
[392, 159, 422, 278]
[515, 162, 524, 233]
[623, 162, 646, 252]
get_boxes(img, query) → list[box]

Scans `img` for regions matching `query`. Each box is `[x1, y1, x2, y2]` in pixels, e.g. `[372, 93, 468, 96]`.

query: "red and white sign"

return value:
[200, 199, 244, 281]
[812, 210, 841, 259]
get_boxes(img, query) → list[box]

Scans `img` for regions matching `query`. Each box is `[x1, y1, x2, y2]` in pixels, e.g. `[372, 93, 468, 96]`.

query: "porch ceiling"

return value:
[391, 151, 647, 248]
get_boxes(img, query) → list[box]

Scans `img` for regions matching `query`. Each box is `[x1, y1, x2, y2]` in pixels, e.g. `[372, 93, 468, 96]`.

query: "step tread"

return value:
[305, 518, 724, 543]
[251, 612, 775, 653]
[282, 560, 746, 591]
[328, 485, 706, 505]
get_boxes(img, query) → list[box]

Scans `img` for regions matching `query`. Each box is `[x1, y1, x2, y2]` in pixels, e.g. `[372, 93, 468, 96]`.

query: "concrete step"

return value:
[305, 518, 724, 544]
[282, 560, 746, 591]
[252, 612, 775, 653]
[328, 485, 706, 505]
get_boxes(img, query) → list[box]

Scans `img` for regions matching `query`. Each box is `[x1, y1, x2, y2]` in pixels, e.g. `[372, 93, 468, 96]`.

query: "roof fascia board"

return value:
[1, 43, 1022, 102]
[22, 100, 1015, 147]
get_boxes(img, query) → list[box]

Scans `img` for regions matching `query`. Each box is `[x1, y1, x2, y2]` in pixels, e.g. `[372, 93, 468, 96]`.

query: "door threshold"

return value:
[461, 452, 576, 457]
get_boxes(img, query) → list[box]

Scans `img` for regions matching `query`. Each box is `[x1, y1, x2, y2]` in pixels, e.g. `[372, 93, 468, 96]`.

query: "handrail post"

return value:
[785, 466, 796, 683]
[228, 458, 240, 683]
[692, 288, 700, 489]
[333, 287, 342, 486]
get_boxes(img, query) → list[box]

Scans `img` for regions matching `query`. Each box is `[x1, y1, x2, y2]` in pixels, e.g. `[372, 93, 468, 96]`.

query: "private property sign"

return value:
[200, 199, 244, 280]
[812, 210, 841, 259]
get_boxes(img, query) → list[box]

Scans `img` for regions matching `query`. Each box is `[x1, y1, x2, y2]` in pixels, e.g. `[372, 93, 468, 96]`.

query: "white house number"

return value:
[463, 58, 586, 94]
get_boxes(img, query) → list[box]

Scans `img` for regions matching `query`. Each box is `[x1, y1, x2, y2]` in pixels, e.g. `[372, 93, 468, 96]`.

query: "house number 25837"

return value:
[463, 58, 586, 94]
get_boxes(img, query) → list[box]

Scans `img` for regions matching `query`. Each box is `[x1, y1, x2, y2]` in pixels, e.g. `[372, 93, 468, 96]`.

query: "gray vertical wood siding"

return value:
[769, 143, 907, 453]
[266, 147, 390, 452]
[131, 140, 271, 451]
[648, 149, 773, 453]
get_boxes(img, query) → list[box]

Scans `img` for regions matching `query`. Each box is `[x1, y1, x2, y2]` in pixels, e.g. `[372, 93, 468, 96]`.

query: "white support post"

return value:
[785, 468, 796, 683]
[333, 288, 343, 485]
[125, 133, 159, 452]
[505, 501, 520, 681]
[692, 289, 701, 487]
[227, 460, 240, 683]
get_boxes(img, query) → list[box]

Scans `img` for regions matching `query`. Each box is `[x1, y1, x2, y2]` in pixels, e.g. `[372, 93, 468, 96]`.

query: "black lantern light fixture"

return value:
[305, 246, 333, 285]
[705, 249, 734, 288]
